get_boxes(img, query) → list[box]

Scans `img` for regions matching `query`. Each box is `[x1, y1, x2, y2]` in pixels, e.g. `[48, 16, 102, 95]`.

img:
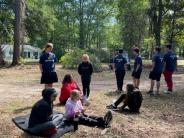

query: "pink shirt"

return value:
[64, 98, 83, 119]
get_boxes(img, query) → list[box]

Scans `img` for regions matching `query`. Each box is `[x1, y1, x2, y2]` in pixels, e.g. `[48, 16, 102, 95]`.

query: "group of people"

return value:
[26, 42, 177, 137]
[28, 43, 112, 137]
[113, 44, 177, 96]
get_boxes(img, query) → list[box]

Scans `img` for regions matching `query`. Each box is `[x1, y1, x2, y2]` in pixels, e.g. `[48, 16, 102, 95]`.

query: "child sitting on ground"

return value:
[59, 74, 82, 104]
[107, 84, 143, 113]
[64, 90, 113, 129]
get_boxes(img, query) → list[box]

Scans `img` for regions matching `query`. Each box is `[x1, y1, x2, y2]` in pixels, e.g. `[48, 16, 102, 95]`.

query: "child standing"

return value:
[78, 54, 93, 99]
[147, 46, 163, 95]
[132, 47, 142, 89]
[163, 44, 177, 94]
[64, 90, 113, 128]
[39, 43, 58, 88]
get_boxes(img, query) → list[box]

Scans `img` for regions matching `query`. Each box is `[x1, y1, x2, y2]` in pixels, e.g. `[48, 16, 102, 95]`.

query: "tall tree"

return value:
[148, 0, 164, 47]
[118, 0, 148, 55]
[12, 0, 22, 65]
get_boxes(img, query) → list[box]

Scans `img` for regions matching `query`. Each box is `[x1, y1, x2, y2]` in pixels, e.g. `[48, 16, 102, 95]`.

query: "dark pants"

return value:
[115, 70, 125, 91]
[163, 70, 173, 91]
[29, 114, 63, 136]
[78, 114, 105, 128]
[114, 94, 126, 107]
[81, 76, 91, 98]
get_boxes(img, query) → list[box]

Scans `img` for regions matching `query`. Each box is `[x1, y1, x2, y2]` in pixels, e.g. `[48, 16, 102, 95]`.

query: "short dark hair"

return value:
[155, 46, 161, 52]
[166, 44, 172, 49]
[119, 49, 123, 53]
[62, 74, 72, 84]
[127, 84, 134, 93]
[133, 47, 140, 53]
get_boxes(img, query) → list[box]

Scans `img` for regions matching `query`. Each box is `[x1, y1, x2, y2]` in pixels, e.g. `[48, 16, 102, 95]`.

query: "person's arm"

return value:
[124, 63, 127, 71]
[39, 64, 43, 72]
[175, 56, 178, 72]
[78, 64, 82, 75]
[135, 57, 141, 72]
[124, 58, 128, 71]
[38, 105, 51, 123]
[120, 96, 128, 110]
[90, 63, 93, 75]
[162, 62, 166, 73]
[135, 64, 140, 72]
[151, 62, 155, 72]
[162, 55, 166, 73]
[39, 54, 44, 72]
[65, 103, 75, 119]
[113, 57, 116, 71]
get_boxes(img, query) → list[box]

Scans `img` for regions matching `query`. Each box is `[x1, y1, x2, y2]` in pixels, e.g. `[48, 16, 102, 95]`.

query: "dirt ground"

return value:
[0, 64, 184, 138]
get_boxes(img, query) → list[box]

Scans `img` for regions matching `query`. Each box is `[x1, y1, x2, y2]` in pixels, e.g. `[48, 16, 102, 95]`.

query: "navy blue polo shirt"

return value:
[152, 53, 163, 74]
[39, 52, 57, 72]
[163, 51, 177, 72]
[134, 55, 142, 72]
[114, 54, 127, 71]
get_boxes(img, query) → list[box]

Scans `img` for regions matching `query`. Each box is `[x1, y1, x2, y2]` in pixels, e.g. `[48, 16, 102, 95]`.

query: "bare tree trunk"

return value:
[79, 0, 85, 49]
[21, 0, 26, 58]
[12, 0, 22, 66]
[0, 47, 5, 65]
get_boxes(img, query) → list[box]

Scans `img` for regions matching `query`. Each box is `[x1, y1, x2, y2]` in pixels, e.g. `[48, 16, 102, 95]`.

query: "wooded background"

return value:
[0, 0, 184, 66]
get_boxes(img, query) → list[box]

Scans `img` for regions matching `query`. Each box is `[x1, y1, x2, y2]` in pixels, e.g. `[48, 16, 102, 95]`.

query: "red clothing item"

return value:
[59, 81, 82, 103]
[43, 127, 57, 135]
[163, 70, 173, 91]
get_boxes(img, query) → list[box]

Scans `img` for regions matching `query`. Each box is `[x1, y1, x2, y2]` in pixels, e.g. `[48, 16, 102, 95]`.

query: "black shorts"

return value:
[41, 71, 58, 84]
[149, 71, 162, 81]
[132, 70, 142, 79]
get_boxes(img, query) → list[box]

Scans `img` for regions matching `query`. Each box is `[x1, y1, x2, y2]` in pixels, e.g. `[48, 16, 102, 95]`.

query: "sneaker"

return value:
[147, 91, 153, 94]
[163, 90, 172, 94]
[154, 91, 160, 96]
[104, 111, 113, 127]
[106, 104, 117, 110]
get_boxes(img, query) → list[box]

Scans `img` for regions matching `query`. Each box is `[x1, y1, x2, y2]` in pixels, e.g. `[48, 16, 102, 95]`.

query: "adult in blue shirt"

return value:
[113, 49, 127, 92]
[163, 44, 177, 94]
[147, 46, 163, 95]
[39, 43, 58, 89]
[132, 47, 142, 89]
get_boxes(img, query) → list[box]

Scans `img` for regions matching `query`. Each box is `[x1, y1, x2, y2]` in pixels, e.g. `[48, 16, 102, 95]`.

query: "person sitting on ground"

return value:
[59, 74, 82, 104]
[107, 84, 143, 113]
[28, 88, 62, 137]
[64, 90, 113, 128]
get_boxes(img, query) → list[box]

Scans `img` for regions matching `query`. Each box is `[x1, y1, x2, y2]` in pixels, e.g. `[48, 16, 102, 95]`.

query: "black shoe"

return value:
[106, 104, 117, 110]
[147, 91, 153, 94]
[104, 111, 113, 128]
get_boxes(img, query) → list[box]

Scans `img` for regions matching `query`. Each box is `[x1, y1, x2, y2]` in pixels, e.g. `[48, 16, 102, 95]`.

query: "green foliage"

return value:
[87, 48, 110, 63]
[118, 0, 148, 56]
[60, 48, 102, 72]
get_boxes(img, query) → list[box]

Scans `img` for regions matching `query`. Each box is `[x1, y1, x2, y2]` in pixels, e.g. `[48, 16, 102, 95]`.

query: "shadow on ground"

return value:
[14, 106, 32, 114]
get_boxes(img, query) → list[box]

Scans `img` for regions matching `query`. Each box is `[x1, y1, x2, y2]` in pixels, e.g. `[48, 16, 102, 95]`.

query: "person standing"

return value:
[147, 46, 163, 96]
[163, 44, 177, 94]
[78, 54, 93, 100]
[132, 47, 142, 89]
[39, 43, 58, 89]
[113, 49, 127, 92]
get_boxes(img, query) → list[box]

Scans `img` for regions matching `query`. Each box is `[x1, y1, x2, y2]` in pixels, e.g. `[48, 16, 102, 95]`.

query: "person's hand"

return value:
[82, 109, 86, 113]
[75, 111, 81, 116]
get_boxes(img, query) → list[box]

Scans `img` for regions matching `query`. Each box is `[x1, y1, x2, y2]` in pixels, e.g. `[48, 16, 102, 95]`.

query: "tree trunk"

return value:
[79, 0, 85, 49]
[0, 47, 5, 65]
[12, 0, 22, 66]
[21, 0, 26, 58]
